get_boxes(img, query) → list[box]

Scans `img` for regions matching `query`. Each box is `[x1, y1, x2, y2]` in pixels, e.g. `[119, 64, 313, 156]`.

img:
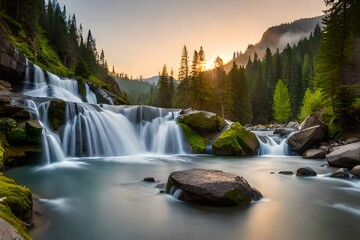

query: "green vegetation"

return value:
[113, 77, 153, 105]
[273, 79, 291, 123]
[178, 112, 224, 135]
[212, 122, 259, 156]
[298, 88, 331, 121]
[178, 123, 206, 153]
[0, 173, 32, 240]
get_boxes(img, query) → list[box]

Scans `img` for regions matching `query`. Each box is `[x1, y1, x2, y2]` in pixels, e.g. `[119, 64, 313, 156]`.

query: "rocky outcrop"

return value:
[287, 125, 328, 154]
[302, 149, 326, 159]
[165, 168, 262, 206]
[178, 111, 225, 138]
[0, 37, 26, 86]
[327, 142, 360, 168]
[178, 123, 206, 154]
[212, 122, 259, 156]
[0, 218, 24, 240]
[296, 167, 317, 176]
[89, 83, 126, 105]
[300, 114, 323, 130]
[47, 99, 67, 131]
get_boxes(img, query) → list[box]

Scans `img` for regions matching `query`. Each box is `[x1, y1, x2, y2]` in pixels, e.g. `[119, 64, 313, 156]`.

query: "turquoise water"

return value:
[6, 155, 360, 240]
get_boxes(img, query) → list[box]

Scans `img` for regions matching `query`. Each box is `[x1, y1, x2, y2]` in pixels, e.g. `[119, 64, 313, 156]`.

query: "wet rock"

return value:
[350, 165, 360, 178]
[296, 167, 317, 176]
[212, 122, 259, 156]
[330, 168, 350, 178]
[287, 125, 328, 154]
[278, 171, 294, 175]
[345, 137, 360, 144]
[25, 120, 42, 145]
[47, 99, 66, 131]
[327, 142, 360, 168]
[302, 149, 326, 159]
[165, 168, 262, 206]
[143, 177, 156, 182]
[178, 111, 225, 137]
[286, 121, 300, 130]
[300, 114, 322, 130]
[273, 127, 294, 138]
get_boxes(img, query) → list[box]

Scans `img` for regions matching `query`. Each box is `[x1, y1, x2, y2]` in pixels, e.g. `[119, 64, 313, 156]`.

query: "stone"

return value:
[0, 218, 24, 240]
[330, 168, 350, 178]
[273, 127, 294, 137]
[286, 121, 300, 129]
[302, 149, 326, 159]
[212, 122, 259, 156]
[278, 171, 294, 175]
[178, 123, 206, 154]
[165, 168, 262, 206]
[296, 167, 317, 176]
[287, 125, 328, 154]
[25, 120, 42, 145]
[345, 137, 360, 144]
[143, 177, 156, 182]
[327, 142, 360, 168]
[178, 111, 225, 137]
[350, 165, 360, 178]
[300, 114, 322, 130]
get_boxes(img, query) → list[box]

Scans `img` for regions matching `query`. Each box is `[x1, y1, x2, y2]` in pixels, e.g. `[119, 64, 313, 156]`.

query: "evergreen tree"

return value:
[213, 56, 227, 118]
[155, 65, 171, 108]
[176, 45, 191, 108]
[273, 79, 291, 123]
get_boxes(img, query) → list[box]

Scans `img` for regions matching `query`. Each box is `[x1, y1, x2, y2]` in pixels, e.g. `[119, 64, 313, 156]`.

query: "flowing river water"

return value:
[5, 62, 360, 240]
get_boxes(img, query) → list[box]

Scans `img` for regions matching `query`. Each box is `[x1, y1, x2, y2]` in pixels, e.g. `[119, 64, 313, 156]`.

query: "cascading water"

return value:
[19, 63, 186, 163]
[254, 131, 294, 156]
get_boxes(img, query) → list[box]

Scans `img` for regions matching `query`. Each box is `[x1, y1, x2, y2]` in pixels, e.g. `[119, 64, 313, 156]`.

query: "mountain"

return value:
[144, 76, 159, 85]
[224, 16, 324, 72]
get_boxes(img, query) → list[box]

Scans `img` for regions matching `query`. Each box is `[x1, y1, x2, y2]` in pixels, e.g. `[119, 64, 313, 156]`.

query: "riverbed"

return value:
[5, 155, 360, 240]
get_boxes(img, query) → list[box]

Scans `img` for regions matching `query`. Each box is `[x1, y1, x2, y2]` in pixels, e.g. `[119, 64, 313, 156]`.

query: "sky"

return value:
[59, 0, 325, 78]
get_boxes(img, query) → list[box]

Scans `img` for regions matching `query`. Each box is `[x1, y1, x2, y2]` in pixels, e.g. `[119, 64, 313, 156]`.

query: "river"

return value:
[5, 155, 360, 240]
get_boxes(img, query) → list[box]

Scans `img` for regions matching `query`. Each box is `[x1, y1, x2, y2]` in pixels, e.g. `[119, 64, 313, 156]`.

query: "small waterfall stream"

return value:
[255, 131, 295, 156]
[20, 63, 186, 163]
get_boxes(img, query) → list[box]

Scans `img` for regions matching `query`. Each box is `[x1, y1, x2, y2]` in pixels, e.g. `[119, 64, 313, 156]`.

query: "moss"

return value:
[213, 122, 259, 156]
[25, 120, 42, 145]
[47, 100, 66, 131]
[7, 128, 27, 146]
[76, 78, 87, 102]
[0, 174, 32, 240]
[0, 138, 5, 170]
[179, 123, 206, 154]
[178, 112, 225, 137]
[88, 75, 110, 90]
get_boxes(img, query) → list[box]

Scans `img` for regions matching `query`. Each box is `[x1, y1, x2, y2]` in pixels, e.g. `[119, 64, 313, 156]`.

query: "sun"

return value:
[204, 62, 214, 70]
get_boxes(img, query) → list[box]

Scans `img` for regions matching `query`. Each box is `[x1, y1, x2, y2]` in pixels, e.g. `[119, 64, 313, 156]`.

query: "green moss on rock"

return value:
[7, 128, 27, 146]
[178, 111, 225, 137]
[25, 120, 42, 145]
[47, 100, 66, 131]
[212, 122, 259, 156]
[179, 123, 206, 153]
[0, 173, 32, 240]
[0, 139, 5, 170]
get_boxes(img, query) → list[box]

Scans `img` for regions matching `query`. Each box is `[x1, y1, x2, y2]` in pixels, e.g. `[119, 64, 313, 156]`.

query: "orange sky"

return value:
[59, 0, 325, 78]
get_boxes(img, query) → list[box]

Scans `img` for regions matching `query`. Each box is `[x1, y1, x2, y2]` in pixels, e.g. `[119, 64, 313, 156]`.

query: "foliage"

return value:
[0, 118, 16, 134]
[272, 79, 291, 123]
[178, 123, 206, 153]
[298, 88, 332, 121]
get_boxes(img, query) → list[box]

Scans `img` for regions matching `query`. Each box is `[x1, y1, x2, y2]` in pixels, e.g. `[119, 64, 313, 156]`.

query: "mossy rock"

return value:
[0, 138, 5, 170]
[0, 173, 32, 220]
[178, 111, 225, 137]
[25, 120, 42, 145]
[178, 123, 206, 153]
[7, 128, 27, 146]
[212, 122, 259, 156]
[76, 78, 87, 102]
[47, 99, 66, 131]
[0, 174, 32, 240]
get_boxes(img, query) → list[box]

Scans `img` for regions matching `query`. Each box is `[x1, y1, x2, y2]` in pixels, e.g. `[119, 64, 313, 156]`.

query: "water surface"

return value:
[6, 155, 360, 240]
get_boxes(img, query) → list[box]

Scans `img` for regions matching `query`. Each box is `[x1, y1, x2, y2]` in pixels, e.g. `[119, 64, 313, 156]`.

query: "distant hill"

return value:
[113, 77, 153, 104]
[224, 16, 324, 72]
[144, 76, 159, 85]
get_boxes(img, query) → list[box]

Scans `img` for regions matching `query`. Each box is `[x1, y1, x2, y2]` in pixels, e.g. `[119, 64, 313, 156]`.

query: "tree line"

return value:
[0, 0, 109, 82]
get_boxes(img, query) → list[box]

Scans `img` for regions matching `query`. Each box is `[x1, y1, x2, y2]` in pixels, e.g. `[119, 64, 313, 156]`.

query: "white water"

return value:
[20, 63, 186, 163]
[255, 131, 292, 156]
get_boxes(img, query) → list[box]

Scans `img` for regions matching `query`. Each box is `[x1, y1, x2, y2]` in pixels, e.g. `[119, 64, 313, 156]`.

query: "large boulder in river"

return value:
[327, 142, 360, 168]
[302, 149, 326, 159]
[212, 122, 259, 156]
[165, 168, 262, 206]
[287, 125, 328, 154]
[178, 111, 225, 138]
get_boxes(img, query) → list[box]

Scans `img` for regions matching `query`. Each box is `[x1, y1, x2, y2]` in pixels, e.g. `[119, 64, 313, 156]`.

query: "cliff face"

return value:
[0, 33, 26, 87]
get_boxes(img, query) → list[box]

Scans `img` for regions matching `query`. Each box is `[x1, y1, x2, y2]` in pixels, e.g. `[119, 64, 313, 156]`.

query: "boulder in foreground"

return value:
[165, 168, 262, 206]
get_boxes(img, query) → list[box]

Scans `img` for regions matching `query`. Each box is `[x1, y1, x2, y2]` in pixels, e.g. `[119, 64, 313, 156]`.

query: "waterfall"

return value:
[20, 63, 186, 163]
[255, 131, 292, 156]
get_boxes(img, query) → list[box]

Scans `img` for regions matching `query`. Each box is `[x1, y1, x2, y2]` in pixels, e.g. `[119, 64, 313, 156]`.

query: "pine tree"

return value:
[155, 65, 171, 108]
[213, 56, 226, 118]
[176, 45, 191, 108]
[273, 79, 291, 123]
